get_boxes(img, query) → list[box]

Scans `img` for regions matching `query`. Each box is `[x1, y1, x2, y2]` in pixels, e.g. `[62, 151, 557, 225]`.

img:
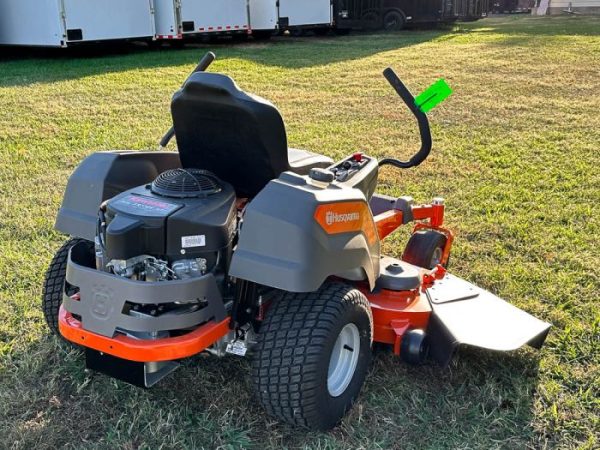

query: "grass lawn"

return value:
[0, 15, 598, 449]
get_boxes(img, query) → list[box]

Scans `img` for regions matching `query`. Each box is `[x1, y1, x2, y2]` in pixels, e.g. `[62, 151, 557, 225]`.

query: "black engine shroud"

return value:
[103, 170, 237, 262]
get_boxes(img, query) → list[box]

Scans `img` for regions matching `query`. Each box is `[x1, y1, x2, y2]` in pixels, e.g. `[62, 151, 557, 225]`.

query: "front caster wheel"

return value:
[402, 230, 448, 269]
[252, 283, 373, 430]
[401, 329, 429, 365]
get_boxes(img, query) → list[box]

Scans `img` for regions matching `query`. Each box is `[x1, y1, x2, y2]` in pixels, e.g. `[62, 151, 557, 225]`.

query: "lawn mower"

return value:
[43, 52, 550, 430]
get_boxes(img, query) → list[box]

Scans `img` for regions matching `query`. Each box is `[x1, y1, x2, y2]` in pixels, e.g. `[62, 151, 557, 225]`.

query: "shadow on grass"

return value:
[0, 29, 449, 88]
[455, 15, 600, 37]
[2, 16, 598, 89]
[0, 337, 544, 449]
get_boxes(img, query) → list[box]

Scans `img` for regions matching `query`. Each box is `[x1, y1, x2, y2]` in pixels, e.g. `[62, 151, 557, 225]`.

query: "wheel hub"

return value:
[431, 247, 443, 267]
[327, 323, 360, 397]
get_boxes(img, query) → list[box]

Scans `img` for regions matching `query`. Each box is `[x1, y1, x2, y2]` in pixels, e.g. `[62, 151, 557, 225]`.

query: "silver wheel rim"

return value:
[431, 247, 443, 267]
[327, 323, 360, 397]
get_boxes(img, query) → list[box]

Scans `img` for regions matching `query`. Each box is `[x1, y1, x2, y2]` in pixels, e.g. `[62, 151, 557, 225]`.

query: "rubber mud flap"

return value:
[426, 274, 551, 366]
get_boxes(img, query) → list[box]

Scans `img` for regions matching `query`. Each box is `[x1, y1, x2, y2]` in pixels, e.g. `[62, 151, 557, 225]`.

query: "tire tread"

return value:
[252, 283, 372, 429]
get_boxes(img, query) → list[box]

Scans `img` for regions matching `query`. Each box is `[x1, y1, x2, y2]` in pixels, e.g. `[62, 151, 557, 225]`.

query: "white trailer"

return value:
[0, 0, 156, 47]
[248, 0, 279, 34]
[154, 0, 249, 41]
[278, 0, 333, 28]
[247, 0, 332, 34]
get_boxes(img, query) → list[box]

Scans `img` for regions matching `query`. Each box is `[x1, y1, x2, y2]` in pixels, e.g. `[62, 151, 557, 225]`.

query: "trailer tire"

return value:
[402, 230, 447, 269]
[42, 238, 93, 338]
[361, 11, 381, 31]
[252, 30, 272, 41]
[334, 28, 351, 36]
[314, 27, 330, 36]
[252, 283, 372, 430]
[383, 10, 406, 31]
[168, 40, 185, 49]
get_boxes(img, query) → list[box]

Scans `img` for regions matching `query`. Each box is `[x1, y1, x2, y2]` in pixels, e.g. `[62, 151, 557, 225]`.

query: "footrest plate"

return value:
[85, 349, 179, 388]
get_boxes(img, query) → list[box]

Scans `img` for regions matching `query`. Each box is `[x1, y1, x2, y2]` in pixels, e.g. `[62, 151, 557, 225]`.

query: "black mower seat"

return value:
[171, 72, 332, 198]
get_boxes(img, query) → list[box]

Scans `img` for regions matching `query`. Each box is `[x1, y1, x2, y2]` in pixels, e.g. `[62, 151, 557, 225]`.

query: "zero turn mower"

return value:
[43, 52, 550, 430]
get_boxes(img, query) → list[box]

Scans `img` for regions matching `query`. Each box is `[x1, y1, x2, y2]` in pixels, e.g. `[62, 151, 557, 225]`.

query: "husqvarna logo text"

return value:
[325, 211, 360, 226]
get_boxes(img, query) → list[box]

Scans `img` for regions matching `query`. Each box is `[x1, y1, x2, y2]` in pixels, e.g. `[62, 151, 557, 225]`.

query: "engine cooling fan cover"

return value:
[151, 168, 222, 198]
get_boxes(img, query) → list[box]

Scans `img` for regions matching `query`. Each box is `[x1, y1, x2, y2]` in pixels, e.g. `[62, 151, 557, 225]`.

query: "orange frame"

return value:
[58, 306, 230, 362]
[373, 201, 453, 266]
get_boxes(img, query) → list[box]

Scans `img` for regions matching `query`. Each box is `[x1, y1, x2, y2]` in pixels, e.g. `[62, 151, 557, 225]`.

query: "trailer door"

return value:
[0, 0, 65, 47]
[249, 0, 278, 31]
[180, 0, 249, 34]
[154, 0, 181, 39]
[279, 0, 332, 27]
[62, 0, 155, 42]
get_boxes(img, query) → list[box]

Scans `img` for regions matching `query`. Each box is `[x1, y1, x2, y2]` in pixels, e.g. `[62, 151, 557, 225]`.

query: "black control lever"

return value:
[378, 68, 433, 169]
[159, 52, 216, 149]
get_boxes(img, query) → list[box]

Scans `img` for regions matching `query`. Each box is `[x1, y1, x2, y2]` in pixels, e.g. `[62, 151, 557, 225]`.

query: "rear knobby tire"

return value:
[42, 238, 93, 337]
[402, 230, 448, 269]
[252, 283, 373, 430]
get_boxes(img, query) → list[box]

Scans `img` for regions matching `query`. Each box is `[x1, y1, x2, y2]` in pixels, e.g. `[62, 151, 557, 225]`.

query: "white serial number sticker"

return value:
[226, 341, 247, 357]
[181, 235, 206, 248]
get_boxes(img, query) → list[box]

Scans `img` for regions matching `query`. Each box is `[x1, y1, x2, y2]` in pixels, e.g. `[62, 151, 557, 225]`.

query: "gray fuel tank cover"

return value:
[376, 256, 421, 291]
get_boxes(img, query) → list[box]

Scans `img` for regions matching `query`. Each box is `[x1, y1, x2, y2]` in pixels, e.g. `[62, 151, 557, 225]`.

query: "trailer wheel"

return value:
[401, 329, 429, 365]
[252, 30, 272, 41]
[42, 238, 93, 337]
[383, 10, 406, 31]
[314, 27, 330, 37]
[252, 283, 372, 430]
[361, 11, 381, 31]
[167, 40, 185, 49]
[402, 230, 448, 269]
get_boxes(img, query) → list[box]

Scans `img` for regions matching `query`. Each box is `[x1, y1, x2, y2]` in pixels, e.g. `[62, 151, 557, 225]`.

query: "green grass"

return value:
[1, 15, 599, 449]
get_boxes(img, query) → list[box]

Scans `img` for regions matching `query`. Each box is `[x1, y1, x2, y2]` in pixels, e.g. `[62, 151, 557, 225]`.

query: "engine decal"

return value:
[111, 195, 182, 217]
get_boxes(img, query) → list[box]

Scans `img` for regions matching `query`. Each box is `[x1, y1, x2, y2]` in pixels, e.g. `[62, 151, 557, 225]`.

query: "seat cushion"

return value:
[288, 148, 333, 175]
[172, 73, 290, 198]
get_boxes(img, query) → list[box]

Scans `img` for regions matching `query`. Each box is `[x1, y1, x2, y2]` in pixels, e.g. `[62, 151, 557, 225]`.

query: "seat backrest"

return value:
[171, 72, 290, 198]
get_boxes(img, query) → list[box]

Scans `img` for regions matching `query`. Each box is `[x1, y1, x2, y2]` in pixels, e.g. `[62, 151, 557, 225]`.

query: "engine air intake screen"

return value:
[151, 169, 222, 198]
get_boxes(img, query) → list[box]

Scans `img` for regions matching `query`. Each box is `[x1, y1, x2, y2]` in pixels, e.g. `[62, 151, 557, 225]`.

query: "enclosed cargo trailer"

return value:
[247, 0, 333, 34]
[0, 0, 156, 47]
[334, 0, 459, 30]
[154, 0, 249, 41]
[248, 0, 279, 35]
[457, 0, 489, 20]
[278, 0, 333, 29]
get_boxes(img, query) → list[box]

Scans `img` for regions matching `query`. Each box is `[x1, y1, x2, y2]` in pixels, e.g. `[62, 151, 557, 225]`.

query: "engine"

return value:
[95, 168, 237, 283]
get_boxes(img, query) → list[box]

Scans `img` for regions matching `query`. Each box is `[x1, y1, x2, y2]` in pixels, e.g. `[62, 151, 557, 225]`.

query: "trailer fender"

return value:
[230, 172, 381, 293]
[55, 151, 181, 241]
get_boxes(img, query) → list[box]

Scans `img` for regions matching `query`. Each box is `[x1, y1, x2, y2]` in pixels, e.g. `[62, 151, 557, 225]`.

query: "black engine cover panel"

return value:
[105, 182, 236, 261]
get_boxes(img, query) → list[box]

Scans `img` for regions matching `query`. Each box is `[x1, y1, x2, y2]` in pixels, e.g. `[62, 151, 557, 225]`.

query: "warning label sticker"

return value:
[181, 235, 206, 248]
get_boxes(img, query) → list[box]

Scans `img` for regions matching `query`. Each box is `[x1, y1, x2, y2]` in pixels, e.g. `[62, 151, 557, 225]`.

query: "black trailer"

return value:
[456, 0, 490, 20]
[334, 0, 459, 31]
